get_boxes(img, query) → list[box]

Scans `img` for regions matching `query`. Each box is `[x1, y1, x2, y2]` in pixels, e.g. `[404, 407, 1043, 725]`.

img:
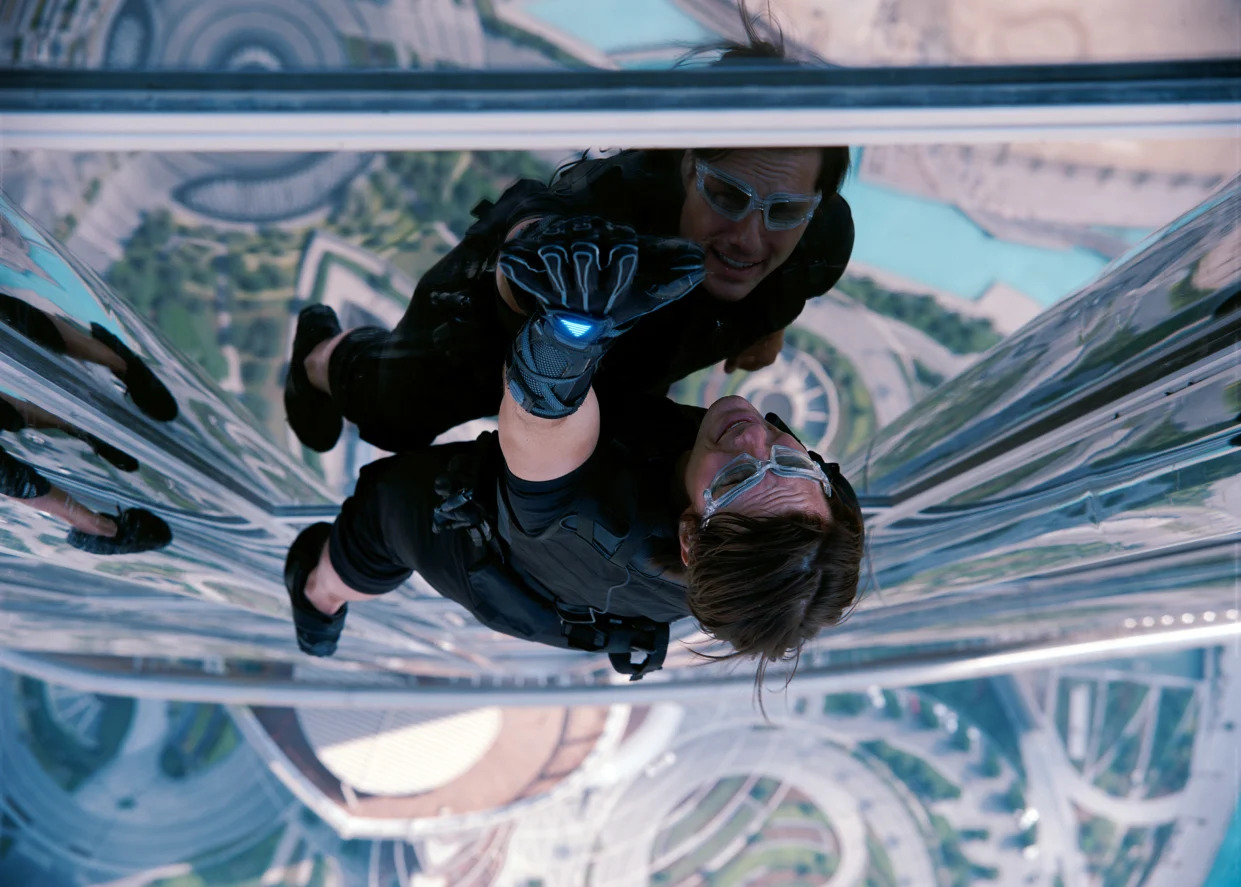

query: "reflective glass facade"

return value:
[1, 1, 1239, 885]
[5, 0, 1237, 71]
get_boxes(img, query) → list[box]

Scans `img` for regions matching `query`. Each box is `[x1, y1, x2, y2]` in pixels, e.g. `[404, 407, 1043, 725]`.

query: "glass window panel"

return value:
[1, 18, 1238, 882]
[4, 0, 1234, 71]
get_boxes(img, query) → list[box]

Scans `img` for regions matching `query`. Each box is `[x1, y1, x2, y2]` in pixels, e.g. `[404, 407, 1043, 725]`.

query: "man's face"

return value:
[679, 148, 822, 303]
[680, 396, 831, 565]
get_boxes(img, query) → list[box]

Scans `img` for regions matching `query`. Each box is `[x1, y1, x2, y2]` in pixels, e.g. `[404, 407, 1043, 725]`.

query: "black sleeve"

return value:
[501, 460, 591, 535]
[778, 193, 855, 310]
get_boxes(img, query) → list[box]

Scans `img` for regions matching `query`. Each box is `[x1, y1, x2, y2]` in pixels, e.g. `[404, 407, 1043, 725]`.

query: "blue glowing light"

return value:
[556, 316, 600, 340]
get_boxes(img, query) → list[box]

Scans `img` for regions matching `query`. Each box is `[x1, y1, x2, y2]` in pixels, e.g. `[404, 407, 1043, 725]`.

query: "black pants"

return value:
[325, 237, 516, 452]
[328, 442, 572, 648]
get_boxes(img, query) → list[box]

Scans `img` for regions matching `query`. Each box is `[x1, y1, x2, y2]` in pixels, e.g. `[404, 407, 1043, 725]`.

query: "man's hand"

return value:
[499, 216, 704, 419]
[499, 216, 704, 337]
[724, 329, 785, 373]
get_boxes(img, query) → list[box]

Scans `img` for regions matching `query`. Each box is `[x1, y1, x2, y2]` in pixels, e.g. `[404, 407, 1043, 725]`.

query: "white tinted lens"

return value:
[773, 451, 816, 471]
[713, 462, 759, 495]
[767, 199, 814, 225]
[703, 173, 752, 216]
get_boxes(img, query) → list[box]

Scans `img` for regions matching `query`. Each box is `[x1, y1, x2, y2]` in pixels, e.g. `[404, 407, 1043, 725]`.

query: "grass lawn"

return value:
[785, 327, 876, 459]
[712, 842, 837, 887]
[161, 705, 239, 779]
[859, 739, 961, 803]
[151, 824, 285, 887]
[767, 799, 832, 830]
[15, 678, 134, 793]
[1098, 681, 1148, 751]
[865, 829, 898, 887]
[160, 298, 227, 381]
[657, 777, 746, 857]
[655, 807, 758, 885]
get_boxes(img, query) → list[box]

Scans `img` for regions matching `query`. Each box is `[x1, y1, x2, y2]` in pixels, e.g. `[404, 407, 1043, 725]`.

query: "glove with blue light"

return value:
[499, 216, 705, 418]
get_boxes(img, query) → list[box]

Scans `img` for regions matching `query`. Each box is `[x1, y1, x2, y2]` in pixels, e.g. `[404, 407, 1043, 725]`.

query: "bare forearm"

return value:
[499, 382, 599, 481]
[304, 539, 377, 615]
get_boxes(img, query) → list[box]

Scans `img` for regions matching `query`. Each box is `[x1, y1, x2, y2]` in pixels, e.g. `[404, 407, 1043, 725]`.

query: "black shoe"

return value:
[285, 522, 346, 657]
[66, 508, 172, 555]
[0, 446, 51, 500]
[0, 398, 25, 433]
[90, 323, 179, 422]
[79, 432, 140, 472]
[0, 292, 68, 353]
[284, 305, 343, 452]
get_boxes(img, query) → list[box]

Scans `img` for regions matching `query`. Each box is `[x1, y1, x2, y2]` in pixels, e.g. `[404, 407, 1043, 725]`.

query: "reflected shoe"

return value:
[284, 305, 342, 452]
[79, 432, 140, 473]
[285, 522, 346, 657]
[90, 323, 179, 422]
[0, 446, 51, 499]
[0, 292, 68, 353]
[0, 398, 25, 433]
[66, 508, 172, 555]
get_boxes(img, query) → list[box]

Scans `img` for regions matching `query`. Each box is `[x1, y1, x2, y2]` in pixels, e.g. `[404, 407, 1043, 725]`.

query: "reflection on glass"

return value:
[0, 289, 175, 554]
[6, 0, 1236, 70]
[2, 3, 1241, 878]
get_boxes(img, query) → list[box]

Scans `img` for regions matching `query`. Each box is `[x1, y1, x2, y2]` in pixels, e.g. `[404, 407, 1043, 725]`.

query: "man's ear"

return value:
[680, 150, 695, 187]
[678, 510, 697, 567]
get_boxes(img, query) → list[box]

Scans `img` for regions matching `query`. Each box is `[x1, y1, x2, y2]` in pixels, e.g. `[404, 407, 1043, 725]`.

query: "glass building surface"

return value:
[1, 1, 1239, 885]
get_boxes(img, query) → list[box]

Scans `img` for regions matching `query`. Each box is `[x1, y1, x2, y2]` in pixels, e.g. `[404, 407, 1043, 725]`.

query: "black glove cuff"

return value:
[506, 315, 604, 419]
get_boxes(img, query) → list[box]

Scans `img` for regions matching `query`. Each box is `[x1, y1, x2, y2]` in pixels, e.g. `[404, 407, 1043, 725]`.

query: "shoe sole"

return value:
[285, 308, 343, 452]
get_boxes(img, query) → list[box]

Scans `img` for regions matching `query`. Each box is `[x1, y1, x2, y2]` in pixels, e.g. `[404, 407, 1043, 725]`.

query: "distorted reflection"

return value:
[7, 0, 1234, 71]
[0, 291, 175, 554]
[0, 291, 178, 423]
[2, 1, 1240, 880]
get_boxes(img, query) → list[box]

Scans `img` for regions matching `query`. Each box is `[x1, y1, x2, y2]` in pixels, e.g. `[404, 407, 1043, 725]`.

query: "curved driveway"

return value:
[0, 677, 292, 876]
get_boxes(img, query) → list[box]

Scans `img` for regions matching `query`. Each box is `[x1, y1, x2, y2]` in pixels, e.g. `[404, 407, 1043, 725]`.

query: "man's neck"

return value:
[671, 450, 692, 512]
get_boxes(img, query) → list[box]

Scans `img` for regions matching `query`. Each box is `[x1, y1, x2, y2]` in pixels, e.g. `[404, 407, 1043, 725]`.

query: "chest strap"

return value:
[556, 604, 669, 681]
[433, 435, 670, 680]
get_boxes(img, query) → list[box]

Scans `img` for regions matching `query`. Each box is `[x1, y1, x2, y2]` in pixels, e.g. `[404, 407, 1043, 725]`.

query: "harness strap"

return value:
[608, 622, 669, 681]
[433, 434, 672, 680]
[557, 609, 669, 681]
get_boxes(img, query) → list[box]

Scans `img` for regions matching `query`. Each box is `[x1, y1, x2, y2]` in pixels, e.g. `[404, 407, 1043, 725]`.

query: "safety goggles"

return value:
[694, 158, 822, 231]
[702, 444, 833, 519]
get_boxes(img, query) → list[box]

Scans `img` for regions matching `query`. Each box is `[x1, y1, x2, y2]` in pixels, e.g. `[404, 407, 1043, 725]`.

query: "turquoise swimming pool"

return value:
[521, 0, 714, 57]
[839, 172, 1116, 309]
[1207, 796, 1241, 887]
[512, 0, 1157, 310]
[0, 195, 117, 336]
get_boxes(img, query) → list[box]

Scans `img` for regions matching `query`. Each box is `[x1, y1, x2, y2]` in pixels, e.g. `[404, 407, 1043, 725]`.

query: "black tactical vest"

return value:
[494, 440, 690, 625]
[490, 393, 702, 625]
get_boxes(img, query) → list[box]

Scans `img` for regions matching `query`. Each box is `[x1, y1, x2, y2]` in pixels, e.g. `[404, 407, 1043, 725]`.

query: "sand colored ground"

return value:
[766, 1, 1240, 180]
[771, 0, 1240, 66]
[255, 702, 610, 821]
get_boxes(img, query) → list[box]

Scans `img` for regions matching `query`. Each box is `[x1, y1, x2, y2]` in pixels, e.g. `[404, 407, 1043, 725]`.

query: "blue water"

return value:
[0, 195, 119, 338]
[1206, 795, 1241, 887]
[838, 173, 1117, 308]
[522, 0, 713, 55]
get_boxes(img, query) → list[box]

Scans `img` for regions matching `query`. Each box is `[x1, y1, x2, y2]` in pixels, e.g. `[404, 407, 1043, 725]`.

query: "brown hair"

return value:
[689, 146, 850, 202]
[682, 488, 865, 714]
[681, 4, 851, 196]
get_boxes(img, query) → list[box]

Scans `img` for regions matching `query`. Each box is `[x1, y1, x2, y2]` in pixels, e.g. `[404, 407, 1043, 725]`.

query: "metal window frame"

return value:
[2, 60, 1238, 150]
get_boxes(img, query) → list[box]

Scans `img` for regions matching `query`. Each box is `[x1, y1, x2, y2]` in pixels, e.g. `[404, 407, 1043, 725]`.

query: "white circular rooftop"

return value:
[298, 708, 504, 796]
